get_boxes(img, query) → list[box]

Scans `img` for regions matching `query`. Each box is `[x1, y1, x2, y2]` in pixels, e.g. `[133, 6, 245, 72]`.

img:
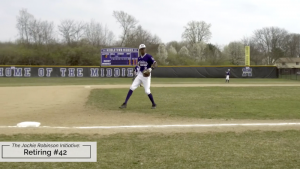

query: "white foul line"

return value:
[1, 123, 300, 129]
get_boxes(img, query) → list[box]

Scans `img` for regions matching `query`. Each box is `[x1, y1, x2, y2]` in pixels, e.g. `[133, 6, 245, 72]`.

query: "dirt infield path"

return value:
[1, 83, 300, 135]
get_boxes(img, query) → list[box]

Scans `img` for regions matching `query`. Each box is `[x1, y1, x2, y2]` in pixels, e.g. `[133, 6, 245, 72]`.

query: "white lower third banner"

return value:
[0, 142, 97, 162]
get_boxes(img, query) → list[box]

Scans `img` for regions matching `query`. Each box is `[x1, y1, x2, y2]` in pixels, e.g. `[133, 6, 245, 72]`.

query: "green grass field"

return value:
[1, 78, 300, 168]
[1, 131, 300, 169]
[88, 86, 300, 119]
[0, 77, 298, 86]
[279, 74, 300, 81]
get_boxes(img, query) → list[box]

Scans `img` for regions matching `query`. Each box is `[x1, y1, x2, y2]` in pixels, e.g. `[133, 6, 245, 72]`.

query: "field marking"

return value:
[1, 123, 300, 129]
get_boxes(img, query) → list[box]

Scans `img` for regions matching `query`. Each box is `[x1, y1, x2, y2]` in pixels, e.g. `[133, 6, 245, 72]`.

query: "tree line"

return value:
[0, 9, 299, 66]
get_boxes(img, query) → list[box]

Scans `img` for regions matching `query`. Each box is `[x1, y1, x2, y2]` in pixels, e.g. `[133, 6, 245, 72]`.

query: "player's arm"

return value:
[151, 61, 157, 70]
[149, 56, 157, 71]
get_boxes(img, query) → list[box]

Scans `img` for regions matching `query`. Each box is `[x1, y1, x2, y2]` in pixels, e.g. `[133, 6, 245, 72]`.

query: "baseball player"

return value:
[133, 65, 143, 87]
[119, 44, 157, 109]
[226, 69, 230, 83]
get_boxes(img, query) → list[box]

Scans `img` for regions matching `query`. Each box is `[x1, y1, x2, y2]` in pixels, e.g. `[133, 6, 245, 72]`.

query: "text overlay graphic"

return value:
[0, 142, 97, 162]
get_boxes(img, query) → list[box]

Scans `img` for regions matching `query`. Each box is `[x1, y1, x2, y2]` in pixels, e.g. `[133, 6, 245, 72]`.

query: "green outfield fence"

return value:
[278, 68, 300, 81]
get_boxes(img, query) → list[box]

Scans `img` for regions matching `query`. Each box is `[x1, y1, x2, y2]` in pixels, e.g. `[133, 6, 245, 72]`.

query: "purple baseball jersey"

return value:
[226, 71, 230, 75]
[138, 54, 155, 72]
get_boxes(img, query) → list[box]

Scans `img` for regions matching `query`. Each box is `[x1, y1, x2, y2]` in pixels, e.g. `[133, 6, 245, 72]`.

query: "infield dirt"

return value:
[1, 84, 300, 135]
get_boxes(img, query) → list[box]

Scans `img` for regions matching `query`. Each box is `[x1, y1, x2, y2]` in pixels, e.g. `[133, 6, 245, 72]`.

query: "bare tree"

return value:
[223, 41, 244, 65]
[151, 35, 161, 45]
[252, 27, 288, 64]
[58, 20, 85, 44]
[113, 11, 138, 47]
[283, 33, 300, 58]
[241, 36, 264, 65]
[124, 25, 150, 47]
[16, 9, 34, 44]
[84, 20, 104, 47]
[182, 21, 212, 45]
[40, 20, 55, 45]
[28, 19, 42, 44]
[84, 20, 114, 47]
[74, 22, 85, 42]
[103, 25, 115, 46]
[123, 25, 160, 48]
[16, 9, 55, 46]
[27, 19, 55, 46]
[134, 25, 151, 43]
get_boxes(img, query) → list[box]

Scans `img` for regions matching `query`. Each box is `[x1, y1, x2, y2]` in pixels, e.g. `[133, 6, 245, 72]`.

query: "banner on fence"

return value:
[0, 67, 135, 78]
[0, 66, 277, 78]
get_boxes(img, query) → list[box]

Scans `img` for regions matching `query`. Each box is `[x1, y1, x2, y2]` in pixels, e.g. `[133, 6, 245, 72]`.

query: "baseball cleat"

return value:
[119, 103, 127, 109]
[151, 104, 157, 109]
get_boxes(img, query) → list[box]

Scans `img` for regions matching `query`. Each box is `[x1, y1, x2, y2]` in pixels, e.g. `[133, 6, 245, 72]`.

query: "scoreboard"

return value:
[101, 48, 139, 66]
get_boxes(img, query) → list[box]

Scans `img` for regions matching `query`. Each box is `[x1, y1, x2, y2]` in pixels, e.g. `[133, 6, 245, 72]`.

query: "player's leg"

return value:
[131, 74, 143, 91]
[140, 82, 143, 87]
[226, 75, 229, 83]
[142, 76, 156, 109]
[134, 75, 143, 87]
[119, 76, 142, 108]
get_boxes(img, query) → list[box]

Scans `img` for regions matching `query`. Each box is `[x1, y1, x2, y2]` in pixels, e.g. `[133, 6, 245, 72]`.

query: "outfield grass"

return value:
[0, 131, 300, 169]
[87, 86, 300, 119]
[279, 74, 300, 81]
[0, 77, 298, 86]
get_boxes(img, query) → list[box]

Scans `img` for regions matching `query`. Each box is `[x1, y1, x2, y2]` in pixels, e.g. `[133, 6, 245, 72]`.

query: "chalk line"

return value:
[1, 123, 300, 129]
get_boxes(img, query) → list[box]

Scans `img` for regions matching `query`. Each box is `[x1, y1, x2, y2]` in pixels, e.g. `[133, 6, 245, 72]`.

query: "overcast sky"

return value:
[1, 0, 300, 46]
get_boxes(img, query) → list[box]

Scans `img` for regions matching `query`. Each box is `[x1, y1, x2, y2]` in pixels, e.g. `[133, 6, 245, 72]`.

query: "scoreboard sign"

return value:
[101, 48, 139, 66]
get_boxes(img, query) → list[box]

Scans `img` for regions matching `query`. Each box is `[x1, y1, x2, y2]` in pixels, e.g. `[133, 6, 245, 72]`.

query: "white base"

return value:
[17, 122, 41, 128]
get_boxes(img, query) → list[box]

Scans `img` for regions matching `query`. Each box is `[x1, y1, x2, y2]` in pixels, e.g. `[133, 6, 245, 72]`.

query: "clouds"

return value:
[1, 0, 300, 45]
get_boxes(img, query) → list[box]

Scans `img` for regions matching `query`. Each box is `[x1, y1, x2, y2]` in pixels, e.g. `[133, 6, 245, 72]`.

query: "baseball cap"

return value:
[139, 44, 146, 49]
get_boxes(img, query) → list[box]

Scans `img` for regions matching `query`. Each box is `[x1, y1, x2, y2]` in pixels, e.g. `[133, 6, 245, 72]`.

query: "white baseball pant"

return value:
[226, 75, 230, 80]
[130, 72, 151, 94]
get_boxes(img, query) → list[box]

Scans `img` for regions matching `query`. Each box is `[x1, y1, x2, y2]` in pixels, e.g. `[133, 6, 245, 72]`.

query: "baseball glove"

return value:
[143, 69, 151, 77]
